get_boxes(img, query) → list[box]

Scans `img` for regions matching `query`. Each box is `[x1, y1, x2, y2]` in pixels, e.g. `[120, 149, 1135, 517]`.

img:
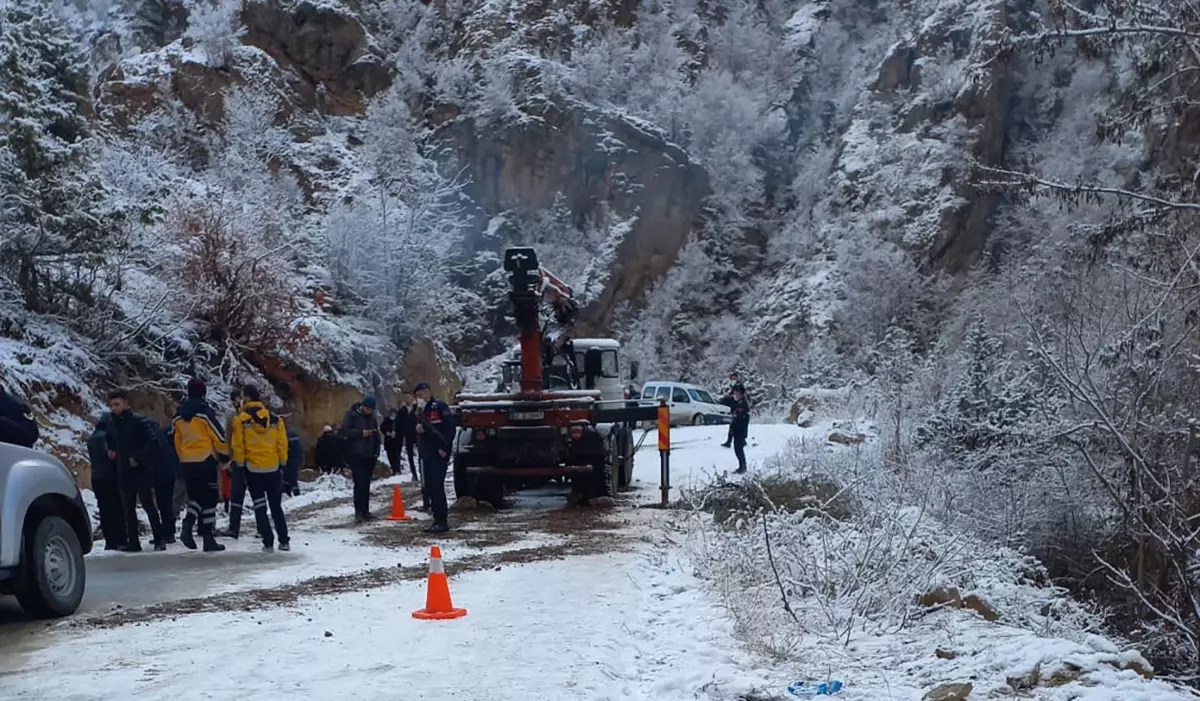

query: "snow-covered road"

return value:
[0, 424, 807, 701]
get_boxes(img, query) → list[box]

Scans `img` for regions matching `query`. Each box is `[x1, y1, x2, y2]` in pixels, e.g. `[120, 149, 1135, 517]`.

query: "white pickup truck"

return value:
[0, 442, 92, 618]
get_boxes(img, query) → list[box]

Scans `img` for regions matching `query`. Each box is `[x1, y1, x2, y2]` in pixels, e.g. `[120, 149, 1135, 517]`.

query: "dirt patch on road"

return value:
[67, 491, 640, 630]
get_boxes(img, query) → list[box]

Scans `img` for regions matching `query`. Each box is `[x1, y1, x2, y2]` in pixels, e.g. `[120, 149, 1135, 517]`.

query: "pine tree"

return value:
[133, 0, 188, 48]
[0, 0, 116, 313]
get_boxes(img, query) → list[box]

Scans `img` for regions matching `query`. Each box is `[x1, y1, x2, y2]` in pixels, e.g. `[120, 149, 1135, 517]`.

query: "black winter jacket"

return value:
[340, 404, 380, 462]
[0, 389, 38, 448]
[729, 398, 751, 440]
[103, 410, 161, 475]
[315, 433, 344, 468]
[87, 423, 117, 481]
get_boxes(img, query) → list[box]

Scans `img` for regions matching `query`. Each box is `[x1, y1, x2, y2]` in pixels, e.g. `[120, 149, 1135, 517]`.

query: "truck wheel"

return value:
[614, 427, 634, 489]
[14, 515, 86, 619]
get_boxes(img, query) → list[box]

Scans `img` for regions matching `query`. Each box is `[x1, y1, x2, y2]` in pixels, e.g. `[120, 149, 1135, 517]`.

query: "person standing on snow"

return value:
[153, 423, 182, 544]
[414, 382, 455, 534]
[340, 396, 381, 523]
[720, 372, 742, 449]
[87, 421, 127, 550]
[284, 427, 303, 497]
[103, 390, 167, 552]
[729, 384, 751, 474]
[0, 382, 38, 448]
[173, 378, 230, 552]
[315, 425, 344, 476]
[380, 408, 404, 477]
[398, 393, 420, 484]
[218, 388, 249, 539]
[230, 385, 291, 552]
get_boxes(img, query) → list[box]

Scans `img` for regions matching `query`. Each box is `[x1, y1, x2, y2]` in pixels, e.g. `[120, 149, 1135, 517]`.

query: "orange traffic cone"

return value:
[412, 546, 467, 620]
[385, 484, 412, 521]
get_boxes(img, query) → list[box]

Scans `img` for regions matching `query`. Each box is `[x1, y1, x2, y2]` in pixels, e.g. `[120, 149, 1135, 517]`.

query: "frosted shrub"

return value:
[184, 0, 245, 69]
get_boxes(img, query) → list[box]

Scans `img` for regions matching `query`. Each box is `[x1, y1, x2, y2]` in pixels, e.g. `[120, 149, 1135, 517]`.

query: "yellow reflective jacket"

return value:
[230, 401, 288, 473]
[172, 398, 230, 464]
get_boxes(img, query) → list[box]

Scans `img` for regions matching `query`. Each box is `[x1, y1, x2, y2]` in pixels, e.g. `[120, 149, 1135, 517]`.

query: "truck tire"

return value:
[613, 426, 634, 489]
[14, 515, 86, 619]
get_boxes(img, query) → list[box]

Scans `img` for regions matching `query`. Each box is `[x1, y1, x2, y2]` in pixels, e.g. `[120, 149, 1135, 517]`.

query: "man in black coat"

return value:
[380, 409, 404, 477]
[315, 425, 344, 475]
[721, 372, 742, 448]
[397, 393, 420, 483]
[103, 390, 167, 552]
[340, 396, 381, 523]
[729, 384, 751, 474]
[87, 421, 127, 550]
[0, 383, 38, 448]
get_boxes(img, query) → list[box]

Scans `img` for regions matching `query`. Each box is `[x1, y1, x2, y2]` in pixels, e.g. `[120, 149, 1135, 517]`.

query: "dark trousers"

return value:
[183, 461, 219, 536]
[385, 444, 403, 476]
[733, 435, 747, 471]
[93, 478, 127, 548]
[119, 469, 163, 544]
[724, 423, 735, 445]
[403, 437, 418, 480]
[350, 457, 374, 516]
[227, 465, 248, 535]
[246, 470, 288, 546]
[154, 474, 178, 537]
[422, 454, 448, 525]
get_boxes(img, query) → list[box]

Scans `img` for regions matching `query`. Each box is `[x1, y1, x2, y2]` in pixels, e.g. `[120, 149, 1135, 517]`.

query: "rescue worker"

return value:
[381, 409, 404, 477]
[721, 372, 742, 448]
[87, 421, 127, 550]
[729, 384, 751, 474]
[398, 393, 420, 483]
[0, 382, 38, 448]
[340, 396, 381, 523]
[172, 378, 229, 552]
[414, 382, 454, 534]
[218, 388, 249, 539]
[103, 390, 167, 551]
[230, 385, 290, 552]
[315, 425, 344, 475]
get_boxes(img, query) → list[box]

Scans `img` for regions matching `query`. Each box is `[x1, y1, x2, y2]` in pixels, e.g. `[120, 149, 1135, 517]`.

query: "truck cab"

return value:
[498, 337, 636, 403]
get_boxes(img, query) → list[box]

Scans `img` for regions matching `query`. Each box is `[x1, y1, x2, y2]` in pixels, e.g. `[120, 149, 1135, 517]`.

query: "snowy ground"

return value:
[1, 420, 1195, 700]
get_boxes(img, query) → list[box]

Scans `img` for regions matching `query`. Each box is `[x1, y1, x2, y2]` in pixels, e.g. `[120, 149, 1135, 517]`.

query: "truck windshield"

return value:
[573, 349, 620, 378]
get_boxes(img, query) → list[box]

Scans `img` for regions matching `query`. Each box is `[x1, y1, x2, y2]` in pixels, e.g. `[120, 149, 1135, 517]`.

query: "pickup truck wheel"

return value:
[14, 515, 86, 619]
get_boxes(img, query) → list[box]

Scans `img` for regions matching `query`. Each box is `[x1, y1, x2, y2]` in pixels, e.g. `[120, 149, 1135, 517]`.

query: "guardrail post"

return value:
[658, 398, 670, 506]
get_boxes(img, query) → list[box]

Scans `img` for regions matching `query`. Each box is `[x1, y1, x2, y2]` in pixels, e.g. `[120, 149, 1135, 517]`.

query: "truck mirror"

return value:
[629, 360, 639, 381]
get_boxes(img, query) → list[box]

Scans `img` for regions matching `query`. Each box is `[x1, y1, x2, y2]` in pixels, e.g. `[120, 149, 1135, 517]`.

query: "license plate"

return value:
[510, 411, 544, 421]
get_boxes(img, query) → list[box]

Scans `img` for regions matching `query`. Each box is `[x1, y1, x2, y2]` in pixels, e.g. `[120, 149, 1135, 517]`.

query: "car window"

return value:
[655, 386, 671, 400]
[688, 389, 717, 404]
[672, 388, 689, 403]
[642, 385, 657, 399]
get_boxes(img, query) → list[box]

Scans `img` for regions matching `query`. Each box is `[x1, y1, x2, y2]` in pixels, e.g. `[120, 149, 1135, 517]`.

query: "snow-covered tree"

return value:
[0, 0, 119, 313]
[134, 0, 188, 48]
[183, 0, 244, 69]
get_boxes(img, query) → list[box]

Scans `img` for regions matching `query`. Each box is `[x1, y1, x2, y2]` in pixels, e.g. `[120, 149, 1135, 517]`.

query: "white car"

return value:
[639, 381, 732, 426]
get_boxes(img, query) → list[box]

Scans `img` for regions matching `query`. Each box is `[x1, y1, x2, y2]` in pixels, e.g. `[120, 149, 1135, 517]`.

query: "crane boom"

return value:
[502, 247, 579, 395]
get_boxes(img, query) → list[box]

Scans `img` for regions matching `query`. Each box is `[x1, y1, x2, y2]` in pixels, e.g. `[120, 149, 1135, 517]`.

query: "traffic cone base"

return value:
[412, 546, 468, 620]
[385, 484, 413, 521]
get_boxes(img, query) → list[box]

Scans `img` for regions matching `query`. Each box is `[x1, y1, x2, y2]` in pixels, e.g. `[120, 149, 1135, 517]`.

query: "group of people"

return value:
[88, 380, 295, 553]
[719, 372, 752, 474]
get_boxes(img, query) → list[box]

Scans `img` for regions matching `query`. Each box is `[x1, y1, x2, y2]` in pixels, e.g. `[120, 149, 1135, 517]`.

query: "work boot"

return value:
[721, 441, 731, 448]
[163, 524, 176, 545]
[216, 528, 238, 539]
[180, 516, 197, 550]
[278, 541, 291, 552]
[262, 543, 274, 553]
[153, 540, 167, 552]
[104, 541, 123, 551]
[424, 522, 449, 534]
[202, 535, 225, 552]
[118, 542, 142, 553]
[354, 513, 366, 525]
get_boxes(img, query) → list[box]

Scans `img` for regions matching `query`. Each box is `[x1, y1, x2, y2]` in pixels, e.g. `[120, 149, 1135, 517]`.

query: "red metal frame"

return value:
[460, 407, 595, 429]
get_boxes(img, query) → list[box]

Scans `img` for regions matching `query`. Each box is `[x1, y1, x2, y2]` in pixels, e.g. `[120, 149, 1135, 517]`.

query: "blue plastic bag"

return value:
[787, 680, 844, 696]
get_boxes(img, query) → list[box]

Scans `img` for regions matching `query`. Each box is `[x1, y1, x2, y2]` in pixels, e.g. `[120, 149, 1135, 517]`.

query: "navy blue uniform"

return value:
[0, 389, 38, 448]
[730, 398, 751, 473]
[419, 399, 455, 527]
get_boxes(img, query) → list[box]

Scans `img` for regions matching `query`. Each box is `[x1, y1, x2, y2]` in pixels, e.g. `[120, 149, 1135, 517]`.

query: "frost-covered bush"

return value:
[183, 0, 244, 69]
